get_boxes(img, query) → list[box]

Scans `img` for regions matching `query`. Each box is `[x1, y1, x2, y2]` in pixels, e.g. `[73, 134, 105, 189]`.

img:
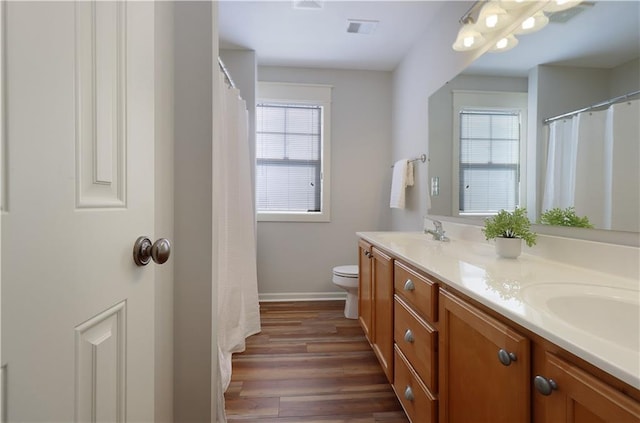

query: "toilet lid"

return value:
[333, 265, 358, 278]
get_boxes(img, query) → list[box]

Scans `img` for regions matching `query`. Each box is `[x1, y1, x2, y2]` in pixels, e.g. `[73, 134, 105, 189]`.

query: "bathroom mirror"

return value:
[427, 1, 639, 238]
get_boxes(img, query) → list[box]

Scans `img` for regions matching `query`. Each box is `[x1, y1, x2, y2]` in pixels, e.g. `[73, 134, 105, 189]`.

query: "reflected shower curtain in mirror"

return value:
[542, 117, 579, 211]
[214, 71, 261, 422]
[542, 99, 639, 231]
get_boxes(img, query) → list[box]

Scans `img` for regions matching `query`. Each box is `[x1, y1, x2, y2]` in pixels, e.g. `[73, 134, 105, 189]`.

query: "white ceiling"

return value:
[218, 0, 452, 71]
[218, 1, 640, 75]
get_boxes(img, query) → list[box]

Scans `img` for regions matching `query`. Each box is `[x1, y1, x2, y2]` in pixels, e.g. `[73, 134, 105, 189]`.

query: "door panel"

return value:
[2, 2, 155, 421]
[542, 352, 640, 423]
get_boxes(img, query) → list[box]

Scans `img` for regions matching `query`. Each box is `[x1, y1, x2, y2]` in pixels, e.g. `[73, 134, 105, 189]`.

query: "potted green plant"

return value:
[539, 207, 594, 228]
[482, 208, 537, 258]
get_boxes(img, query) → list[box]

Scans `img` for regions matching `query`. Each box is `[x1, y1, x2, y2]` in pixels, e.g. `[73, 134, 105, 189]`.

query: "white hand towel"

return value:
[390, 159, 409, 209]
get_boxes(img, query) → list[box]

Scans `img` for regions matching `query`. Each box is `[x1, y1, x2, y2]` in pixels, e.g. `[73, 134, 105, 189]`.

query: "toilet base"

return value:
[343, 290, 358, 319]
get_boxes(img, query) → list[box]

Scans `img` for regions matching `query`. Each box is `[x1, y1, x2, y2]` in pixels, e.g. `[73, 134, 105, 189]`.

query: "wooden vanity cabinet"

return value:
[439, 288, 531, 423]
[533, 351, 640, 423]
[358, 240, 394, 383]
[358, 239, 373, 342]
[372, 247, 394, 383]
[358, 238, 640, 423]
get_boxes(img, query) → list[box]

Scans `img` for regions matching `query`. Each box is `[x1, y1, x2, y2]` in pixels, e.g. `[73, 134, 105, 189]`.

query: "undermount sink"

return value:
[521, 284, 640, 351]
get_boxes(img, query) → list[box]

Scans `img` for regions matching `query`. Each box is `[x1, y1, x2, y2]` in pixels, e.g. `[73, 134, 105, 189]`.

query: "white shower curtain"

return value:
[541, 117, 579, 211]
[542, 99, 639, 231]
[214, 71, 261, 421]
[573, 110, 607, 228]
[604, 100, 640, 232]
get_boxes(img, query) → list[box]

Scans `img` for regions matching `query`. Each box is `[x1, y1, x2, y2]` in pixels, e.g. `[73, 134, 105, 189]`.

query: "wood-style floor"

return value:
[224, 301, 409, 423]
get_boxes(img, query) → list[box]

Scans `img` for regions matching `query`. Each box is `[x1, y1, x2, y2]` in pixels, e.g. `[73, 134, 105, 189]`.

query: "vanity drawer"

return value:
[394, 296, 438, 393]
[394, 345, 437, 423]
[394, 261, 438, 323]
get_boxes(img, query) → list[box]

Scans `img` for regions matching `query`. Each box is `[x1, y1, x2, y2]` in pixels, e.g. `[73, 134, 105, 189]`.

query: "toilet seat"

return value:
[333, 265, 358, 278]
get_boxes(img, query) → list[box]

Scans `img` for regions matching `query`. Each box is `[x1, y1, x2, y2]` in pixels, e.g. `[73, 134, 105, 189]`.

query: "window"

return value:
[452, 91, 527, 216]
[459, 110, 520, 214]
[256, 82, 331, 222]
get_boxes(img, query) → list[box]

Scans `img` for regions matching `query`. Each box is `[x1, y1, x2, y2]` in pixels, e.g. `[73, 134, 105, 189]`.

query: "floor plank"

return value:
[224, 301, 409, 422]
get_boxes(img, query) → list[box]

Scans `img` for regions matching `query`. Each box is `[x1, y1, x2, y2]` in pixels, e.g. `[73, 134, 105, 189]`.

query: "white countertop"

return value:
[357, 231, 640, 389]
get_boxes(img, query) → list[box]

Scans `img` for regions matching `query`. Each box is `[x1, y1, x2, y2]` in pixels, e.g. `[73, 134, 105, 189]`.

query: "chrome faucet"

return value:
[424, 220, 450, 242]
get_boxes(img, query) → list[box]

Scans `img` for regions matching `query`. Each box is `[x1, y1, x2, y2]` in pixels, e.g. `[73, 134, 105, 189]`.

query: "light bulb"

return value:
[543, 0, 583, 12]
[522, 16, 535, 30]
[489, 34, 518, 52]
[476, 2, 513, 32]
[464, 36, 475, 48]
[452, 20, 486, 51]
[513, 11, 549, 35]
[486, 14, 499, 28]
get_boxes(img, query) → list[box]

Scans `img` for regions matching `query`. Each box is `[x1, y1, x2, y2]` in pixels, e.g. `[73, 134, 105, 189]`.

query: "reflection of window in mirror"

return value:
[452, 91, 528, 217]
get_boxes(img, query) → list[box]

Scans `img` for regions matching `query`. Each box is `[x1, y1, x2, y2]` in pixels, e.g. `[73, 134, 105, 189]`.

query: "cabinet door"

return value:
[536, 352, 640, 423]
[358, 239, 373, 342]
[439, 289, 530, 423]
[373, 247, 394, 383]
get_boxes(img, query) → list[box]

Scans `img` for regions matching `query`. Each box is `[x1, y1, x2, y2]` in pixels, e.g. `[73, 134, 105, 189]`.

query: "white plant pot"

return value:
[495, 237, 522, 259]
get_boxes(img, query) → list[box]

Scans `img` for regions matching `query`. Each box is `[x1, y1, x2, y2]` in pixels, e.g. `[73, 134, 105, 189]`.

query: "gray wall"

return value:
[173, 2, 217, 421]
[256, 66, 392, 299]
[390, 1, 483, 230]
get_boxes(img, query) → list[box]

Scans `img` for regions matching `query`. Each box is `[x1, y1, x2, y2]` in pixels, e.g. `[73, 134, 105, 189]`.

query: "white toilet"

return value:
[332, 265, 359, 319]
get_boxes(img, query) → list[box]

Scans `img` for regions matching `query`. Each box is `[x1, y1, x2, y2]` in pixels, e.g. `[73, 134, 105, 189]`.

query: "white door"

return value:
[2, 1, 158, 421]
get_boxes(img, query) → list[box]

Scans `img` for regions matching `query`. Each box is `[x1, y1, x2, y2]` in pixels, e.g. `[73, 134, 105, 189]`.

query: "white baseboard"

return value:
[258, 291, 347, 302]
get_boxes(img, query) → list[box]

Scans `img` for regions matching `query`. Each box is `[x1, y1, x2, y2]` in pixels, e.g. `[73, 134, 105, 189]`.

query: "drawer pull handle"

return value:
[403, 279, 415, 291]
[534, 375, 558, 396]
[498, 349, 517, 366]
[404, 386, 415, 402]
[404, 329, 414, 343]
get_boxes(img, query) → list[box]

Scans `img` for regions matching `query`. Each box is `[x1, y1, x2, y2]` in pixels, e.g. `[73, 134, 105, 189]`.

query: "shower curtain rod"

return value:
[543, 90, 640, 125]
[218, 57, 236, 89]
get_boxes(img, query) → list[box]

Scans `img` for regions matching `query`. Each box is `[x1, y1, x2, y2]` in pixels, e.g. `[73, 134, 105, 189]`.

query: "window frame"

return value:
[452, 90, 528, 217]
[256, 81, 332, 222]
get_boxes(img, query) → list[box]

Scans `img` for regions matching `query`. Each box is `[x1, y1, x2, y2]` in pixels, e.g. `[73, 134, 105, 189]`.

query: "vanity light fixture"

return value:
[452, 0, 581, 53]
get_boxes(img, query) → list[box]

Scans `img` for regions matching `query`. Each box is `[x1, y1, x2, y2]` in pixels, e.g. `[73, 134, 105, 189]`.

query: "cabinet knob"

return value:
[497, 349, 517, 366]
[364, 251, 372, 258]
[404, 329, 415, 343]
[403, 279, 415, 291]
[534, 375, 558, 396]
[404, 386, 415, 401]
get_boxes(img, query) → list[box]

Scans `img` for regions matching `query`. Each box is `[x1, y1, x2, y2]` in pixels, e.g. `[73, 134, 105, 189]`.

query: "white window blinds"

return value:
[459, 110, 520, 214]
[256, 103, 322, 213]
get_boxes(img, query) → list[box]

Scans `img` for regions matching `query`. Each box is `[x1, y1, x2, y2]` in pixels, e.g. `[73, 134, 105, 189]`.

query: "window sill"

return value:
[257, 211, 330, 223]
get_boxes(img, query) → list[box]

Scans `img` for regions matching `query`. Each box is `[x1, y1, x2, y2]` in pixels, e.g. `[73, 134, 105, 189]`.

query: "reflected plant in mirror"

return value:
[539, 207, 594, 229]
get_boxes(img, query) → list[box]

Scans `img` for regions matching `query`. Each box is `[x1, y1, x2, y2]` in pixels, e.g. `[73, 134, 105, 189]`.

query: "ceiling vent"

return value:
[346, 19, 379, 35]
[293, 0, 324, 10]
[547, 2, 594, 23]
